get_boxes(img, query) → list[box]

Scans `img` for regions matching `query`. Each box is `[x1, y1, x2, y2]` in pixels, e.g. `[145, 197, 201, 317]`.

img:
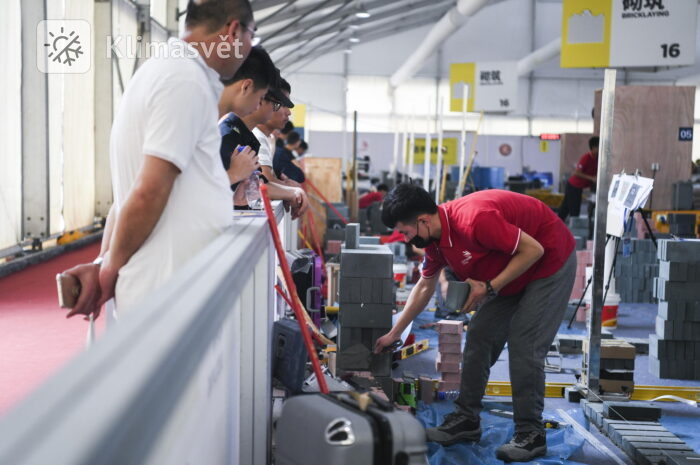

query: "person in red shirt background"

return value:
[374, 184, 576, 462]
[558, 136, 599, 222]
[358, 183, 389, 209]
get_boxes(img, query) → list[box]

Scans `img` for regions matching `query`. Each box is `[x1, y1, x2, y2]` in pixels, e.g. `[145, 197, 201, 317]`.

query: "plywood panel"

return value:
[594, 86, 695, 210]
[302, 157, 343, 244]
[560, 133, 594, 191]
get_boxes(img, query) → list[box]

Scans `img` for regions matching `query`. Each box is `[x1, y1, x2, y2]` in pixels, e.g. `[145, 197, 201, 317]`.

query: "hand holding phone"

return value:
[56, 272, 81, 308]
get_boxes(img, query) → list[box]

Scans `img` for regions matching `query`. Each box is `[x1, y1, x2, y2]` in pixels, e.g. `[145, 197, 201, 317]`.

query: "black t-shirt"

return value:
[219, 112, 261, 170]
[273, 146, 306, 183]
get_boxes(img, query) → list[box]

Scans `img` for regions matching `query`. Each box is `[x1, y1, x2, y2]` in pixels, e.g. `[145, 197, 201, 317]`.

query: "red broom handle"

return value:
[261, 184, 329, 394]
[305, 179, 349, 225]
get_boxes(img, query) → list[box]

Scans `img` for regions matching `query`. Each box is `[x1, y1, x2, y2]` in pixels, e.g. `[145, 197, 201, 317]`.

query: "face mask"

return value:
[409, 220, 436, 249]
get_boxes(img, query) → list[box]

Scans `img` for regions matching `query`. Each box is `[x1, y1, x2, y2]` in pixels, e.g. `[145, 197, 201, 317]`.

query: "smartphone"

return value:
[56, 273, 81, 308]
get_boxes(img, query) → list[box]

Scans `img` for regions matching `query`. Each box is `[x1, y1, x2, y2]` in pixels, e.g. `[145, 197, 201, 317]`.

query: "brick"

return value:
[439, 352, 462, 363]
[438, 333, 462, 345]
[435, 353, 461, 373]
[441, 372, 461, 383]
[438, 342, 463, 354]
[419, 377, 434, 404]
[603, 401, 661, 421]
[436, 320, 464, 334]
[583, 338, 636, 359]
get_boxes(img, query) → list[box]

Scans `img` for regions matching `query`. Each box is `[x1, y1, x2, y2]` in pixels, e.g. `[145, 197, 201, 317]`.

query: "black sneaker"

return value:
[425, 411, 481, 446]
[496, 430, 547, 462]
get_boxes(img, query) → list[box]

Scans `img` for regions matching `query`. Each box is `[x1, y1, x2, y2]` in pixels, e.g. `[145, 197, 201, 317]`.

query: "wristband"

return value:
[92, 256, 104, 266]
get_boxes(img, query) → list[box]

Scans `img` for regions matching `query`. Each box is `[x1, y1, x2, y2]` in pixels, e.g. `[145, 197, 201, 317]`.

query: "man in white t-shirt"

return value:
[65, 0, 256, 317]
[253, 78, 294, 186]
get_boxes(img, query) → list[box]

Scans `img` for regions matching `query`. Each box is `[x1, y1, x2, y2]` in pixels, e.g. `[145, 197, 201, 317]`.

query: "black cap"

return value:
[267, 87, 294, 108]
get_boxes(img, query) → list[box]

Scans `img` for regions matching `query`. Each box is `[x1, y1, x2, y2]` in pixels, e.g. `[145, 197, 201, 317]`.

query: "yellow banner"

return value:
[449, 63, 475, 112]
[290, 103, 307, 127]
[410, 137, 458, 165]
[561, 0, 612, 68]
[540, 141, 549, 153]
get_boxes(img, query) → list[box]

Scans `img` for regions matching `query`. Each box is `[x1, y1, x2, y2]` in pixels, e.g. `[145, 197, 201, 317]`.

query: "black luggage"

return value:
[275, 392, 428, 465]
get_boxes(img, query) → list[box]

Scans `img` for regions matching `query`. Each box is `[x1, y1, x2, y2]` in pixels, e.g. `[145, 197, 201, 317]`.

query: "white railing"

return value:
[0, 202, 291, 465]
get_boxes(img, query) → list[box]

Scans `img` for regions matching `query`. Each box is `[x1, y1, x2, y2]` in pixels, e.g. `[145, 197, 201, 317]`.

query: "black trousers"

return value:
[558, 181, 583, 221]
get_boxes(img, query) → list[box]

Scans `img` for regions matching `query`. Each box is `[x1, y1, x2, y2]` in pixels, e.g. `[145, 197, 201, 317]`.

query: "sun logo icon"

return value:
[37, 20, 91, 74]
[45, 26, 83, 66]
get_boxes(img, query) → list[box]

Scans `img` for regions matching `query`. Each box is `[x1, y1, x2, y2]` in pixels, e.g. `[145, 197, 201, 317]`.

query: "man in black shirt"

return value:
[273, 130, 305, 184]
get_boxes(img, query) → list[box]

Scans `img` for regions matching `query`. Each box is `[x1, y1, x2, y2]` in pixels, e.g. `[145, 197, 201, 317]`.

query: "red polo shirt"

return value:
[568, 152, 598, 189]
[421, 190, 575, 296]
[359, 191, 384, 208]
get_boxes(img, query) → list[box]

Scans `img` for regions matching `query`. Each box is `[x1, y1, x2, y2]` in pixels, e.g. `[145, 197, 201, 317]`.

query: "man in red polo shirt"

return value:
[558, 136, 599, 221]
[359, 183, 389, 208]
[374, 184, 576, 462]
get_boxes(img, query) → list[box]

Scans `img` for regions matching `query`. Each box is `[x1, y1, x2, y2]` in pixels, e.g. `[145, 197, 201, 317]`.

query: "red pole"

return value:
[261, 184, 329, 394]
[305, 178, 349, 225]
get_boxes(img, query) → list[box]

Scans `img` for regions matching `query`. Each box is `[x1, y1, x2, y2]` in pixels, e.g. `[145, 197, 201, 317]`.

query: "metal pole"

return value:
[423, 99, 432, 192]
[408, 112, 416, 181]
[458, 84, 468, 193]
[400, 118, 408, 183]
[435, 100, 444, 204]
[586, 69, 616, 399]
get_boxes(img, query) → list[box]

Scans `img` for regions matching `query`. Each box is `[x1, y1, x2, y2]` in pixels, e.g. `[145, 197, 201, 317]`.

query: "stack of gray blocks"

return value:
[582, 399, 700, 465]
[672, 181, 694, 210]
[650, 239, 700, 380]
[615, 239, 658, 303]
[668, 213, 696, 238]
[337, 223, 395, 376]
[567, 217, 588, 250]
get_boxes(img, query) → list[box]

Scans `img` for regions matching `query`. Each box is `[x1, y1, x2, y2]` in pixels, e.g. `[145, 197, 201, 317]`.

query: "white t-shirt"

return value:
[252, 127, 275, 167]
[110, 38, 231, 312]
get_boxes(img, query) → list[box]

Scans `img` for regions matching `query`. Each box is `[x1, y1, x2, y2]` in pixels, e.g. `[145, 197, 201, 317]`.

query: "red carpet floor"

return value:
[0, 243, 106, 416]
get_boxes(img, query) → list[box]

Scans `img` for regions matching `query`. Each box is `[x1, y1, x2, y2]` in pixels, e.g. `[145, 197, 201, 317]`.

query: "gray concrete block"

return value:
[603, 401, 661, 421]
[358, 236, 380, 245]
[658, 239, 700, 262]
[340, 246, 393, 278]
[345, 223, 360, 249]
[339, 303, 393, 329]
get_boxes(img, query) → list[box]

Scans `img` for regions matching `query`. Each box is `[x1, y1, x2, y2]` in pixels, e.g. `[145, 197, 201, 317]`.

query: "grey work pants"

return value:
[455, 250, 576, 434]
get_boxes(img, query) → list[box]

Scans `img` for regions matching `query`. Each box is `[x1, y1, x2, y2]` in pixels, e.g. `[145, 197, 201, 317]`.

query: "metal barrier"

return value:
[0, 203, 289, 465]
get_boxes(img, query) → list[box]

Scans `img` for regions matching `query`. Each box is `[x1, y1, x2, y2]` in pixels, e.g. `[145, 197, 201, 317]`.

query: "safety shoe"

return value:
[425, 411, 481, 446]
[496, 430, 547, 462]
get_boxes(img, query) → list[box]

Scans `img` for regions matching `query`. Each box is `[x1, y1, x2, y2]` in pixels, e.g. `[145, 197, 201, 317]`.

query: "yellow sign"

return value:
[290, 103, 307, 127]
[449, 63, 475, 112]
[540, 141, 549, 153]
[410, 138, 458, 165]
[561, 0, 612, 68]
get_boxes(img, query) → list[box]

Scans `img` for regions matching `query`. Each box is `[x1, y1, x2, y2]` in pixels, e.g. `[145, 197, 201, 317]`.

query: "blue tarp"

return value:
[416, 400, 586, 465]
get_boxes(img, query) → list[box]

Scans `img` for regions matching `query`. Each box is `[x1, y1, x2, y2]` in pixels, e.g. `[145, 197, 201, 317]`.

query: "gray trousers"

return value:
[455, 250, 576, 434]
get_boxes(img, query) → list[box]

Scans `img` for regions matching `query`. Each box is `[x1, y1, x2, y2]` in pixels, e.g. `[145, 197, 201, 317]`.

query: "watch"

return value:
[485, 280, 498, 297]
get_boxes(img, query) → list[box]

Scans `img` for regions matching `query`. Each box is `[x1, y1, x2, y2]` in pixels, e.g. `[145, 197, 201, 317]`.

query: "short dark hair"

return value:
[381, 184, 437, 228]
[286, 131, 301, 145]
[299, 140, 308, 150]
[589, 136, 600, 150]
[282, 121, 295, 135]
[225, 46, 277, 90]
[376, 183, 389, 192]
[185, 0, 253, 33]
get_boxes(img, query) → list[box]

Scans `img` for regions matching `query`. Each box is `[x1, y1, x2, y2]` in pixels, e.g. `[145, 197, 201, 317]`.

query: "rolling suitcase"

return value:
[275, 392, 428, 465]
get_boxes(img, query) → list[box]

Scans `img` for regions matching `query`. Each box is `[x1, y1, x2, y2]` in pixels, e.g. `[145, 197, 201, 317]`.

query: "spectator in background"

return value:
[558, 136, 599, 222]
[273, 130, 305, 184]
[253, 77, 294, 186]
[359, 183, 389, 208]
[274, 121, 295, 149]
[296, 140, 309, 158]
[218, 45, 277, 188]
[64, 0, 256, 318]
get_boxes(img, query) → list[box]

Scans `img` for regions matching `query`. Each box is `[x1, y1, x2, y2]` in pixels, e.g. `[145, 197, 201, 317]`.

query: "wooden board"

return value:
[594, 86, 695, 210]
[560, 133, 594, 191]
[301, 157, 343, 243]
